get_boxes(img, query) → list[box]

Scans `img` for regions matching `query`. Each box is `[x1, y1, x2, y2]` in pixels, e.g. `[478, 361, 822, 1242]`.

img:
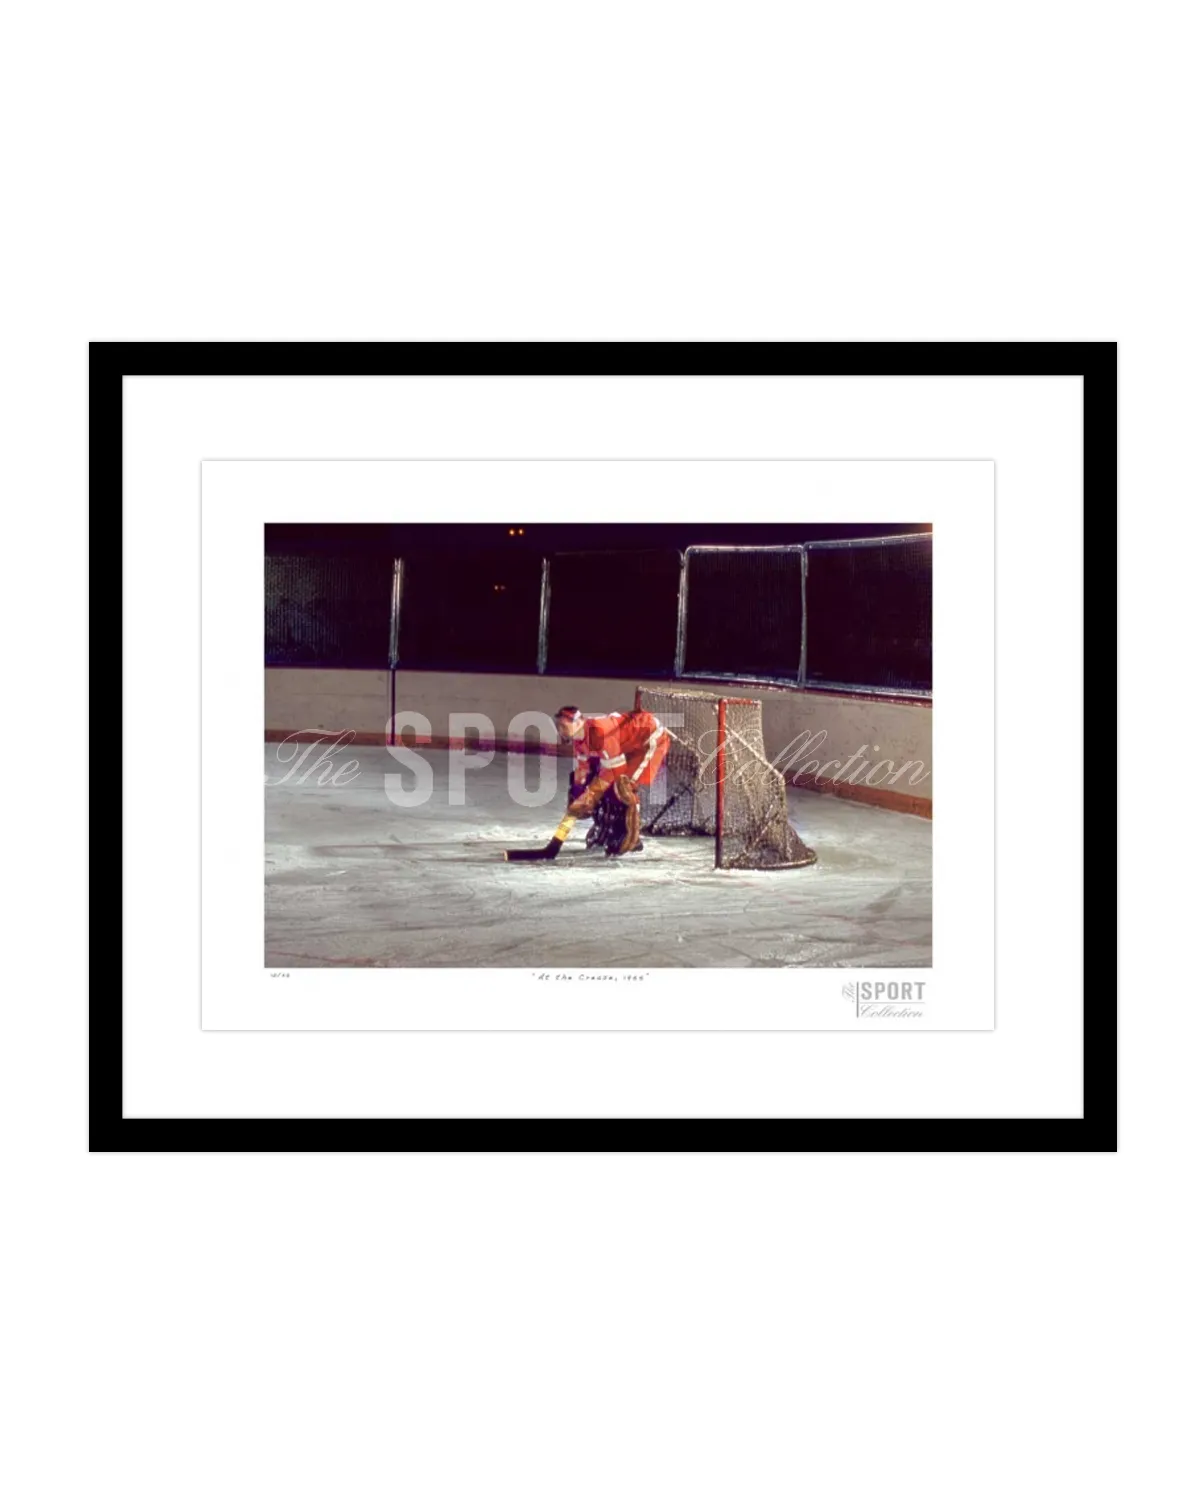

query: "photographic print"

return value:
[264, 521, 934, 974]
[196, 451, 990, 1033]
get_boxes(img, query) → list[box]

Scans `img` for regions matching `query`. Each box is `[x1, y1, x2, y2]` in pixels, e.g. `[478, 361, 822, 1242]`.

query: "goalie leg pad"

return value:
[611, 775, 642, 856]
[612, 774, 638, 806]
[591, 788, 626, 856]
[587, 789, 622, 850]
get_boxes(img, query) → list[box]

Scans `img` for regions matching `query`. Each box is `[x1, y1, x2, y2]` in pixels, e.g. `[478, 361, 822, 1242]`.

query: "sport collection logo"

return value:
[842, 981, 927, 1019]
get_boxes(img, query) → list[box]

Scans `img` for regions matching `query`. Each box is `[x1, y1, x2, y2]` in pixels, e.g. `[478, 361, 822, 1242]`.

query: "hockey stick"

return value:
[503, 814, 577, 862]
[640, 788, 683, 834]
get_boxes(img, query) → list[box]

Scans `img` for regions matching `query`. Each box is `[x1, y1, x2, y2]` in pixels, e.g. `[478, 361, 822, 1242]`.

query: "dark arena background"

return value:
[265, 522, 933, 968]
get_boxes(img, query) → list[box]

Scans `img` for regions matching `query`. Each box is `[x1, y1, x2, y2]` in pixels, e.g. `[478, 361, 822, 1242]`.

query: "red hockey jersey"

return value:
[574, 709, 669, 789]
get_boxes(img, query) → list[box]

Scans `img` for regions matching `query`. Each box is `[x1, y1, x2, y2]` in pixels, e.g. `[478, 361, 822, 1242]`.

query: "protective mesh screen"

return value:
[682, 549, 804, 681]
[637, 687, 817, 870]
[546, 549, 681, 676]
[265, 554, 394, 667]
[398, 548, 543, 672]
[805, 536, 932, 691]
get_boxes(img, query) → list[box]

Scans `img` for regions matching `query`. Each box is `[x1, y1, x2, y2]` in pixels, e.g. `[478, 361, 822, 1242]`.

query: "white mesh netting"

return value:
[636, 686, 817, 871]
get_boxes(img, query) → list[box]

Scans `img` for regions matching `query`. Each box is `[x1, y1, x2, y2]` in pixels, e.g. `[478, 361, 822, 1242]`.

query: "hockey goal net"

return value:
[635, 686, 817, 871]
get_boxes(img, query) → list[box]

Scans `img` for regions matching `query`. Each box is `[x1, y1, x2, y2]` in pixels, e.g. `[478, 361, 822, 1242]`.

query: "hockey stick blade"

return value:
[503, 814, 577, 862]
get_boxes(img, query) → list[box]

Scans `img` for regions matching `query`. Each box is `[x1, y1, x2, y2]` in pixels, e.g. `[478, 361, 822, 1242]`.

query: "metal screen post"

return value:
[799, 547, 808, 686]
[715, 697, 727, 867]
[537, 557, 551, 673]
[388, 558, 404, 747]
[673, 550, 689, 679]
[388, 558, 404, 667]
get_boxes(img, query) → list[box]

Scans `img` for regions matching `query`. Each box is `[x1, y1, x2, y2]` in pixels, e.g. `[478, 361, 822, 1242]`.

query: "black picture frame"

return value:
[91, 342, 1115, 1151]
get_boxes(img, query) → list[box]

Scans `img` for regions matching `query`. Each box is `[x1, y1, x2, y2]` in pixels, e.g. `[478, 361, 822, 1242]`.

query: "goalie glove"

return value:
[567, 778, 606, 818]
[568, 754, 600, 810]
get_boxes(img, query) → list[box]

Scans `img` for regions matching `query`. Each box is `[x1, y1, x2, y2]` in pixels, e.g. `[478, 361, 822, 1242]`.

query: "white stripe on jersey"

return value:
[630, 717, 664, 782]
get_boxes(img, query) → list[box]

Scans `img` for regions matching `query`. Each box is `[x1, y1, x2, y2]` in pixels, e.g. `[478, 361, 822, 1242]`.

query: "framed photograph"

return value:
[93, 343, 1113, 1149]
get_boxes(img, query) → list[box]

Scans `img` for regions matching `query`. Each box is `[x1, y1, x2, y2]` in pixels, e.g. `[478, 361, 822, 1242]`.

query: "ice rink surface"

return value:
[265, 747, 931, 968]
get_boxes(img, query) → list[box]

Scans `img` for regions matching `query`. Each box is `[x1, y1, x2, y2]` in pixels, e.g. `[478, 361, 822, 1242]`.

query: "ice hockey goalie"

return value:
[554, 705, 671, 857]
